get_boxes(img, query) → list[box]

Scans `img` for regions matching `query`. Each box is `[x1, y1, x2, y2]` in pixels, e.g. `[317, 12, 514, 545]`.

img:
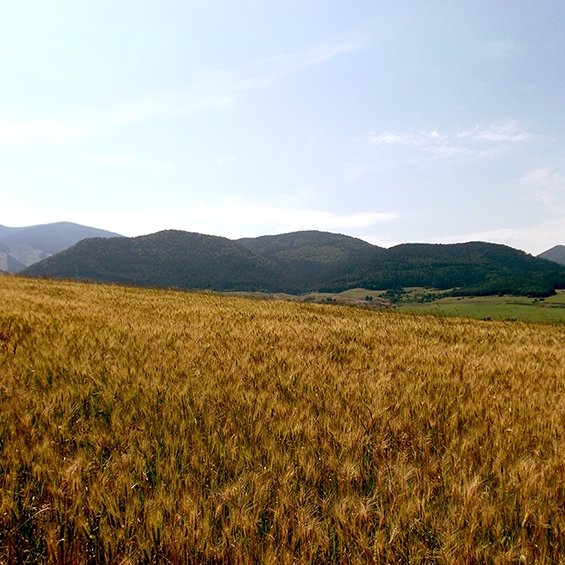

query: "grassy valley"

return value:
[1, 275, 565, 563]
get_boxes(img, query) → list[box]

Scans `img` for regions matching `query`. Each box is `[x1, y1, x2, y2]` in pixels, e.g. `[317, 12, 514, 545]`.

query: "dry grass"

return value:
[1, 275, 565, 563]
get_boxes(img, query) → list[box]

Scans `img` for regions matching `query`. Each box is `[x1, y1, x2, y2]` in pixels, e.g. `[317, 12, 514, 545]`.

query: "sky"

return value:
[1, 1, 565, 255]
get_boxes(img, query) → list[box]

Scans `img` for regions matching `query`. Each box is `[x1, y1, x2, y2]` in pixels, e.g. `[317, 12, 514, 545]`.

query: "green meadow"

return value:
[308, 288, 565, 324]
[398, 291, 565, 323]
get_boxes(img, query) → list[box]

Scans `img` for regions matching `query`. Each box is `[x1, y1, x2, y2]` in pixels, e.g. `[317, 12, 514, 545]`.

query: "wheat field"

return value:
[1, 275, 565, 564]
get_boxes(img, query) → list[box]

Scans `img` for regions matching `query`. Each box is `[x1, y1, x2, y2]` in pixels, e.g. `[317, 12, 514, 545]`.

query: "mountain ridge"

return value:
[22, 228, 565, 297]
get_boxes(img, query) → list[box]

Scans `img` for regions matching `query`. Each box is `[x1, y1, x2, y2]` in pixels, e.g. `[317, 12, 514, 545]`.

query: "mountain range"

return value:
[21, 226, 565, 297]
[0, 221, 121, 273]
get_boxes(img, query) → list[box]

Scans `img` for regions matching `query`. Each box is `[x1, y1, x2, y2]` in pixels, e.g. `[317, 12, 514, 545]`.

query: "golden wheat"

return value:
[1, 275, 565, 563]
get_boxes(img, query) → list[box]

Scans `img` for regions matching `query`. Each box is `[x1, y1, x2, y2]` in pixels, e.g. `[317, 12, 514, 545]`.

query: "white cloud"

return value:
[368, 130, 448, 147]
[369, 120, 530, 161]
[458, 121, 529, 142]
[368, 130, 458, 160]
[181, 200, 398, 239]
[2, 198, 398, 241]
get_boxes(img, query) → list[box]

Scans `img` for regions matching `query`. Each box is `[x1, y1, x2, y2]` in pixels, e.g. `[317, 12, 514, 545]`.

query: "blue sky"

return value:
[1, 1, 564, 254]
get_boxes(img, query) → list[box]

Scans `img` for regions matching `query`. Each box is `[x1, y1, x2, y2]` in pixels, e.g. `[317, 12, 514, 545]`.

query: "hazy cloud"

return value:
[369, 120, 530, 160]
[191, 36, 363, 104]
[183, 200, 398, 238]
[456, 121, 529, 142]
[9, 201, 398, 242]
[0, 37, 363, 145]
[368, 130, 451, 152]
[521, 166, 565, 207]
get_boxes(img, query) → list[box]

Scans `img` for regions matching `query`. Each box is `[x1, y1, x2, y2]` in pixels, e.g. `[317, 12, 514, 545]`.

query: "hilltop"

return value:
[0, 221, 121, 273]
[236, 230, 381, 291]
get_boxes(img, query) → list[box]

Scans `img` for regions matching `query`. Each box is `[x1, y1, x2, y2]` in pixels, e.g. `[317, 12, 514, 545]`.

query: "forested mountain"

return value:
[23, 230, 284, 292]
[0, 221, 121, 273]
[236, 231, 382, 290]
[21, 230, 565, 297]
[538, 245, 565, 266]
[320, 241, 565, 296]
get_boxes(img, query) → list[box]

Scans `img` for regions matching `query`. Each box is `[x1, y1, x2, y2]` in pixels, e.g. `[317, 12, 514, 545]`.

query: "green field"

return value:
[398, 291, 565, 323]
[304, 288, 565, 323]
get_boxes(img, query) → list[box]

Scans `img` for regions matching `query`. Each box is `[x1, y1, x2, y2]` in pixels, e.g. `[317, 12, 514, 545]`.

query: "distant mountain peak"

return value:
[0, 221, 121, 273]
[538, 245, 565, 266]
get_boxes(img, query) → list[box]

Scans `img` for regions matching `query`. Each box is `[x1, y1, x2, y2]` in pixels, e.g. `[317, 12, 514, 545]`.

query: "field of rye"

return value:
[1, 275, 565, 564]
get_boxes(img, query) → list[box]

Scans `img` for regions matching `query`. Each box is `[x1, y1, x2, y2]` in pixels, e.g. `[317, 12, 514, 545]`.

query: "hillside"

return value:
[320, 241, 565, 297]
[236, 230, 382, 291]
[0, 221, 121, 273]
[538, 244, 565, 266]
[0, 225, 19, 238]
[23, 230, 284, 292]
